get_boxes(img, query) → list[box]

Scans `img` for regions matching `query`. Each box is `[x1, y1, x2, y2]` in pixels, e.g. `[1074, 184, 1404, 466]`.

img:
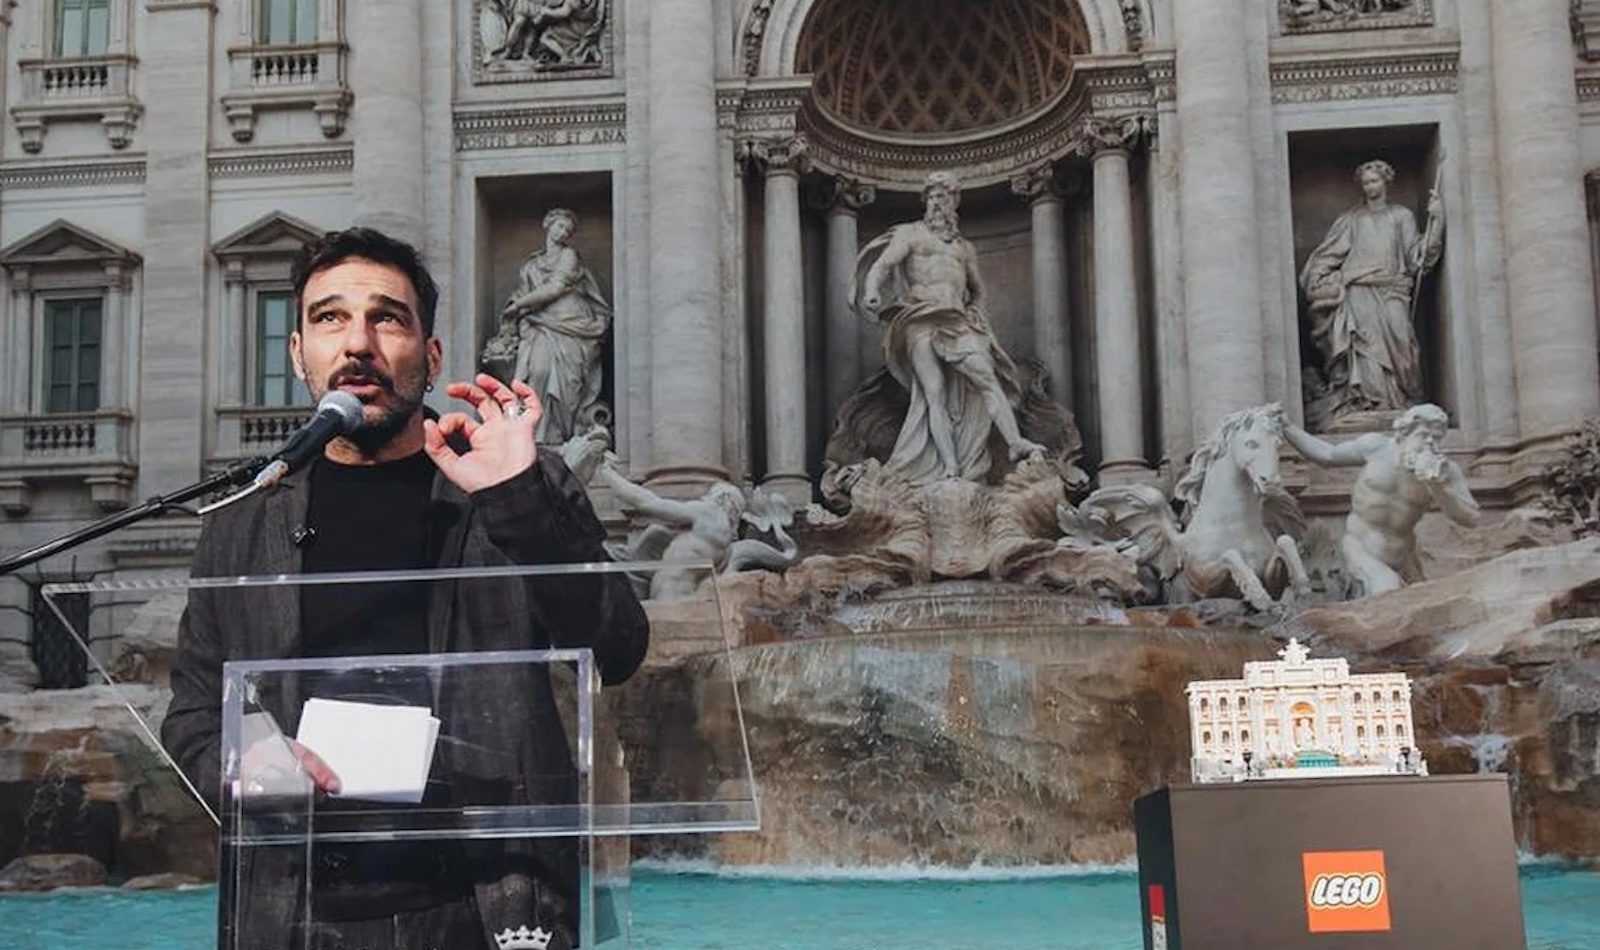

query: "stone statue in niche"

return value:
[851, 171, 1047, 486]
[1283, 403, 1480, 597]
[484, 0, 607, 68]
[1299, 159, 1443, 429]
[480, 207, 611, 444]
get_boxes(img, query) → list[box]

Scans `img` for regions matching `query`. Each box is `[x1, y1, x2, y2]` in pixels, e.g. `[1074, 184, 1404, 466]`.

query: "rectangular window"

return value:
[255, 290, 309, 407]
[44, 298, 102, 414]
[55, 0, 111, 57]
[259, 0, 318, 44]
[29, 586, 88, 691]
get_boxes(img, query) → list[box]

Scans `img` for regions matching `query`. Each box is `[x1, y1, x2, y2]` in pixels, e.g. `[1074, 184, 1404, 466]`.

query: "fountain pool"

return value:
[0, 864, 1594, 949]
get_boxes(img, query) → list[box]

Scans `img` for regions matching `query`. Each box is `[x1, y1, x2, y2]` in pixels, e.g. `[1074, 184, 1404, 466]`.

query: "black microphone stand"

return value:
[0, 456, 270, 577]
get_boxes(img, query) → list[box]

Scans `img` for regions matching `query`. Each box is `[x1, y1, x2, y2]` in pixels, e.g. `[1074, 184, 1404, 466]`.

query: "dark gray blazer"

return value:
[161, 451, 649, 948]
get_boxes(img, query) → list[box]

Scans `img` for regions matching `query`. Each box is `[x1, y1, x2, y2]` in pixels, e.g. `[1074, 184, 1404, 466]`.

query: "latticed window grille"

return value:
[30, 586, 88, 691]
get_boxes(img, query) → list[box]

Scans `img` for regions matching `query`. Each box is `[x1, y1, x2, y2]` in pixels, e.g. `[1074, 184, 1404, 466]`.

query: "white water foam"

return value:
[631, 857, 1137, 881]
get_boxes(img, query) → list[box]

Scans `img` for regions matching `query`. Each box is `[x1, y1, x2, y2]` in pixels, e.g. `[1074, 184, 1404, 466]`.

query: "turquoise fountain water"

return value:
[0, 865, 1594, 950]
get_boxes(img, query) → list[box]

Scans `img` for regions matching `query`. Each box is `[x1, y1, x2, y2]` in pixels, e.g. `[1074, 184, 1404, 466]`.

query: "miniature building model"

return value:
[1186, 639, 1426, 783]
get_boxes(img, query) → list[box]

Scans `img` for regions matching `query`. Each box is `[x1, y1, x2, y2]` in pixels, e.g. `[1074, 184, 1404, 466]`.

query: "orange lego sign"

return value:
[1302, 850, 1392, 933]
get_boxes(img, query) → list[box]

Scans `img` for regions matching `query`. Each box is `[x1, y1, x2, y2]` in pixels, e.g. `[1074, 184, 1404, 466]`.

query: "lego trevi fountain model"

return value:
[1187, 638, 1426, 783]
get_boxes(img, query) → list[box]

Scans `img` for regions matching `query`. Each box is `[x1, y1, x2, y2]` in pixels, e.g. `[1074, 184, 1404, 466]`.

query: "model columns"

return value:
[1172, 0, 1266, 439]
[821, 178, 876, 424]
[744, 136, 812, 505]
[1011, 164, 1073, 408]
[1085, 120, 1149, 481]
[647, 0, 725, 480]
[1491, 0, 1600, 439]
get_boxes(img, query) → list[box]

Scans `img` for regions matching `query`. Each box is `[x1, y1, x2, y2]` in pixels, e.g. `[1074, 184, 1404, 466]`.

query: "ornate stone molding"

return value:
[1577, 0, 1600, 62]
[1578, 63, 1600, 103]
[743, 0, 778, 77]
[208, 147, 353, 178]
[787, 56, 1160, 191]
[470, 0, 613, 85]
[1270, 48, 1459, 104]
[1010, 162, 1066, 202]
[0, 159, 144, 188]
[453, 100, 626, 151]
[1279, 0, 1433, 34]
[1072, 113, 1154, 156]
[1121, 0, 1145, 52]
[723, 79, 808, 135]
[736, 134, 809, 175]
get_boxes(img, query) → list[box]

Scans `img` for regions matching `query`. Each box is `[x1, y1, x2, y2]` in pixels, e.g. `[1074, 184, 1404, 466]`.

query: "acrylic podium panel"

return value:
[42, 560, 758, 950]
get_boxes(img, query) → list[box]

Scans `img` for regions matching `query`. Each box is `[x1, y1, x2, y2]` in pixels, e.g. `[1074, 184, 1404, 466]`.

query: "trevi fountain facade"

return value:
[2, 0, 1600, 882]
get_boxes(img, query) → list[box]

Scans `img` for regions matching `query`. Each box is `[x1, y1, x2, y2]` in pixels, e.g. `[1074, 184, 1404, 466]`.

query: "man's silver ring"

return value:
[504, 402, 525, 419]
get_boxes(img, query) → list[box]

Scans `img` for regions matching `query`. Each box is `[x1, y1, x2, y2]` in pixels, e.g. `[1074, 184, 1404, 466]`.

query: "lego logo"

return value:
[1309, 873, 1384, 908]
[1302, 850, 1392, 933]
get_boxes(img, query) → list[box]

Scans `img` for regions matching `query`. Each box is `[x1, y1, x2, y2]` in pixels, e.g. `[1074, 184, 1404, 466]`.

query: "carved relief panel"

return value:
[473, 0, 613, 84]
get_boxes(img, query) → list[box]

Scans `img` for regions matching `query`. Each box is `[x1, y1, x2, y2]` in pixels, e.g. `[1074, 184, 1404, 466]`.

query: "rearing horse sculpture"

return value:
[1083, 404, 1311, 611]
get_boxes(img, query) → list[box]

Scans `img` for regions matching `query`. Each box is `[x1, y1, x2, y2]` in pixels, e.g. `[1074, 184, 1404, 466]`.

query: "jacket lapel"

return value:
[255, 469, 310, 660]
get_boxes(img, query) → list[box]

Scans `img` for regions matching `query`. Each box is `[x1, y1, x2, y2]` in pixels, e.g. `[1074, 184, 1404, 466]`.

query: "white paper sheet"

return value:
[295, 697, 439, 804]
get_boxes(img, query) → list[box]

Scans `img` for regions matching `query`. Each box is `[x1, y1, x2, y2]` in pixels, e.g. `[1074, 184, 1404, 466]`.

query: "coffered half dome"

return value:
[796, 0, 1092, 138]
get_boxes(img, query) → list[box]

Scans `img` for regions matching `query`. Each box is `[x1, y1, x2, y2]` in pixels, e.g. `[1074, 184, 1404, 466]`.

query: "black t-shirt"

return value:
[297, 451, 465, 920]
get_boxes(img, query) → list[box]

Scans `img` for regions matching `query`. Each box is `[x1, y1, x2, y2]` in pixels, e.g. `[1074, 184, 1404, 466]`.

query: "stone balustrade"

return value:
[0, 410, 136, 514]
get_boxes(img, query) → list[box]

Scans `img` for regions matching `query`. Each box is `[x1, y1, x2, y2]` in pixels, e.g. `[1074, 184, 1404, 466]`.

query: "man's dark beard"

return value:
[323, 361, 427, 458]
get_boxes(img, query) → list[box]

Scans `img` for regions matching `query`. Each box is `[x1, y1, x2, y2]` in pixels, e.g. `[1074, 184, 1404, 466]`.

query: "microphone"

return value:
[252, 391, 364, 488]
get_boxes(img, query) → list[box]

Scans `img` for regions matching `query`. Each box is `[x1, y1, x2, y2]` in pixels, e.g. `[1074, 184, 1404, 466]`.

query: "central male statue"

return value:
[853, 171, 1043, 485]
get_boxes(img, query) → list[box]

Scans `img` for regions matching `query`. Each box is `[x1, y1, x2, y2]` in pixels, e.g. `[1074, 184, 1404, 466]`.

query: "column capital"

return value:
[1073, 113, 1155, 157]
[737, 134, 810, 176]
[811, 176, 876, 214]
[1010, 163, 1078, 203]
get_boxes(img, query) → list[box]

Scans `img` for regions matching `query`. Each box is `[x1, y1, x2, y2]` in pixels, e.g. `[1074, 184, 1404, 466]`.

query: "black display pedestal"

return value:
[1134, 775, 1525, 950]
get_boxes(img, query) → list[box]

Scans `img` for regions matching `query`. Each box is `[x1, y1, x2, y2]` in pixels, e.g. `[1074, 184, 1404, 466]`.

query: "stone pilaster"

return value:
[647, 0, 725, 482]
[138, 0, 215, 493]
[1010, 163, 1073, 408]
[1492, 0, 1600, 438]
[821, 178, 875, 425]
[349, 0, 425, 245]
[1173, 0, 1265, 439]
[1081, 119, 1148, 482]
[744, 136, 811, 504]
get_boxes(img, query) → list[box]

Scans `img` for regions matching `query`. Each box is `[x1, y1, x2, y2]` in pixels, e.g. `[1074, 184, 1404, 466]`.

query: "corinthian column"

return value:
[746, 137, 811, 505]
[647, 0, 725, 481]
[1085, 119, 1148, 482]
[1173, 0, 1264, 439]
[822, 178, 875, 424]
[349, 0, 424, 244]
[1011, 163, 1072, 407]
[1492, 0, 1600, 437]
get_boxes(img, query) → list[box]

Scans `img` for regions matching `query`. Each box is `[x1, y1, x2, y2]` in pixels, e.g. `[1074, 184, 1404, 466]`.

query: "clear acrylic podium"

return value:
[42, 560, 758, 950]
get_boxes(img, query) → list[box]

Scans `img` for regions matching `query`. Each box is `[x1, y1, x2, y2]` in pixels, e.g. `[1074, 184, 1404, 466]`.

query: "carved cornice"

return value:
[144, 0, 217, 10]
[723, 78, 809, 135]
[0, 159, 145, 188]
[1578, 62, 1600, 103]
[208, 147, 352, 178]
[453, 100, 626, 151]
[1269, 47, 1459, 104]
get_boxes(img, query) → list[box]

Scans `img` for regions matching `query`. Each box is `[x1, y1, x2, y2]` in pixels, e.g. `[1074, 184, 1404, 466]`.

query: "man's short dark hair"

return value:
[290, 227, 440, 337]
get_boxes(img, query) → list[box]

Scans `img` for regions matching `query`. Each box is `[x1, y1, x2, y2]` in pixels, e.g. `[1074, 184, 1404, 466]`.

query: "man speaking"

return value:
[161, 227, 648, 949]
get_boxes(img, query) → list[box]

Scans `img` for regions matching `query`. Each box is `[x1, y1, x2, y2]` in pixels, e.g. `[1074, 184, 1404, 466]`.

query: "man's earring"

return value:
[426, 381, 435, 393]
